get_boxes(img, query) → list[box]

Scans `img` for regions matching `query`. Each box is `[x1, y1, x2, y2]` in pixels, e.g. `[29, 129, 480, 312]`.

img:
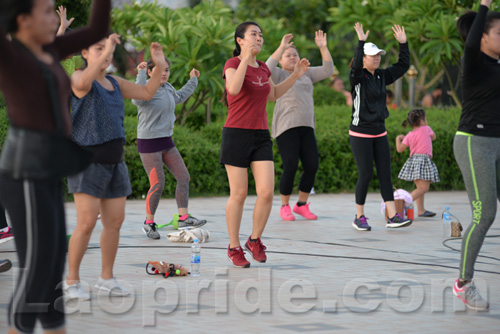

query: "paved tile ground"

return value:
[1, 191, 499, 333]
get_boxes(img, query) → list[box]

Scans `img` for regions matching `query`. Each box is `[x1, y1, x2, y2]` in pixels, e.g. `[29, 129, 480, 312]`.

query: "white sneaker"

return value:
[94, 277, 130, 296]
[63, 280, 90, 300]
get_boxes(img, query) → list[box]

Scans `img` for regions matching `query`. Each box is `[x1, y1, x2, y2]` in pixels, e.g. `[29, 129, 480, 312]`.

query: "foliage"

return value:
[312, 83, 346, 106]
[112, 0, 234, 125]
[116, 103, 465, 199]
[326, 0, 499, 108]
[0, 103, 465, 198]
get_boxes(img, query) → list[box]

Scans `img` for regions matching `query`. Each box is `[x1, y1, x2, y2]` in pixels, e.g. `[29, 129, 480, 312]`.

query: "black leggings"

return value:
[0, 201, 7, 230]
[0, 175, 66, 333]
[276, 127, 319, 195]
[350, 135, 394, 205]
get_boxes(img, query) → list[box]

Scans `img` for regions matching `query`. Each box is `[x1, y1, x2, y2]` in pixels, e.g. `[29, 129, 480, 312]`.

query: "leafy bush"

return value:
[0, 103, 464, 199]
[313, 83, 346, 106]
[119, 104, 463, 198]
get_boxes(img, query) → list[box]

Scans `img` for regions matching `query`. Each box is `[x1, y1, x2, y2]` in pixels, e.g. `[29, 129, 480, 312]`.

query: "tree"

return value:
[112, 0, 235, 125]
[327, 0, 498, 108]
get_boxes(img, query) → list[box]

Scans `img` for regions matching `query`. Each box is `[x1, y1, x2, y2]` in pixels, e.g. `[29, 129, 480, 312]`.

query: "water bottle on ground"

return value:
[443, 207, 452, 237]
[407, 203, 414, 220]
[191, 239, 201, 276]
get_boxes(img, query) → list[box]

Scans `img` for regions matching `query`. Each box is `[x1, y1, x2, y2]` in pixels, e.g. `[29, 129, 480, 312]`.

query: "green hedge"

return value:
[0, 104, 464, 199]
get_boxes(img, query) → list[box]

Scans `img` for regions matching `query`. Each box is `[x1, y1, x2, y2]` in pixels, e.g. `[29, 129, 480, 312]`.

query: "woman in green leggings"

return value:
[453, 0, 500, 311]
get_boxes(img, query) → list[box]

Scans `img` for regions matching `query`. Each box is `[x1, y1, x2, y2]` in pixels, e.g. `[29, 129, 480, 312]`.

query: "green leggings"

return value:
[453, 133, 500, 281]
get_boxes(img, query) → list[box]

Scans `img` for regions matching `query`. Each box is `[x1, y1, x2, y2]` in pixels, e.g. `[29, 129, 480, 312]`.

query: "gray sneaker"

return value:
[453, 279, 489, 311]
[178, 215, 207, 230]
[142, 222, 160, 239]
[95, 277, 130, 297]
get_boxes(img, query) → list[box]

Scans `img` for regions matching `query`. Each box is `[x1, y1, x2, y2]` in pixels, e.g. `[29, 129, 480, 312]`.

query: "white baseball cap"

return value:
[363, 42, 386, 56]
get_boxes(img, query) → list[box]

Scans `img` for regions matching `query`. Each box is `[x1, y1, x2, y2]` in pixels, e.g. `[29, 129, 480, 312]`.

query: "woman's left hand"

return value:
[315, 30, 328, 48]
[392, 25, 407, 43]
[293, 58, 310, 77]
[190, 68, 200, 78]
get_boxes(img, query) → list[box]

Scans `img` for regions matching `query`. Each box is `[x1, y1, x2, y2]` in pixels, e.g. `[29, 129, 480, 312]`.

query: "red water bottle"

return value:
[407, 203, 414, 220]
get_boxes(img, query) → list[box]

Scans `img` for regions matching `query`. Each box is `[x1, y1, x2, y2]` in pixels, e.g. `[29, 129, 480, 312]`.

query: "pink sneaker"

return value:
[293, 203, 318, 220]
[280, 204, 295, 221]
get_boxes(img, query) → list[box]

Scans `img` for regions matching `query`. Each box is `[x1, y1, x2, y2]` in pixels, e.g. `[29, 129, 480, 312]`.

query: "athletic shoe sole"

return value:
[244, 243, 266, 263]
[453, 289, 490, 311]
[178, 221, 207, 230]
[227, 256, 250, 268]
[352, 222, 371, 231]
[0, 236, 14, 244]
[386, 221, 412, 228]
[94, 285, 130, 297]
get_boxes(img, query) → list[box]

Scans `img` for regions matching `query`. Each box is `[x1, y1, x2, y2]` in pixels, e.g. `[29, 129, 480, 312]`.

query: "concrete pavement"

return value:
[1, 191, 499, 333]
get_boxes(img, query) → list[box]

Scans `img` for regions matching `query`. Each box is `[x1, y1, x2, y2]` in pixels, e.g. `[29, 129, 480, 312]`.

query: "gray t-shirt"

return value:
[265, 57, 334, 138]
[132, 70, 198, 139]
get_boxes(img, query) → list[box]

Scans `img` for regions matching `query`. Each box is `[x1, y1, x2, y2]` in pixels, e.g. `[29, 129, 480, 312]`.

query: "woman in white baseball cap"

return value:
[348, 22, 411, 231]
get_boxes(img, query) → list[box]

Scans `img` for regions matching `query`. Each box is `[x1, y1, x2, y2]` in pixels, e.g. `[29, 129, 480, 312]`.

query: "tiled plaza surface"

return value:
[1, 191, 499, 333]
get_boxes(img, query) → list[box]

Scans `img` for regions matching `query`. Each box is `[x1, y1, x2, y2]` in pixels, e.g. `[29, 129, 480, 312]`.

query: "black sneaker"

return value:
[386, 213, 412, 228]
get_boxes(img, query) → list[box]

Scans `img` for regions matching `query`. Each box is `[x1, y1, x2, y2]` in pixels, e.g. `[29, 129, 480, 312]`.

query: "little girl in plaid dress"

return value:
[396, 108, 440, 217]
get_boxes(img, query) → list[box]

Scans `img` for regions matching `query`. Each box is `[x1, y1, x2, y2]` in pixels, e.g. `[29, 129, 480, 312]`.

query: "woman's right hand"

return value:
[280, 33, 294, 49]
[293, 58, 310, 77]
[150, 42, 167, 70]
[104, 33, 121, 56]
[240, 42, 260, 61]
[137, 62, 147, 71]
[354, 22, 369, 41]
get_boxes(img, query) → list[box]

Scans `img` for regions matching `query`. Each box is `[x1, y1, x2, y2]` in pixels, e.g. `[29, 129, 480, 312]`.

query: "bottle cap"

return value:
[176, 269, 180, 275]
[445, 206, 450, 210]
[193, 239, 199, 243]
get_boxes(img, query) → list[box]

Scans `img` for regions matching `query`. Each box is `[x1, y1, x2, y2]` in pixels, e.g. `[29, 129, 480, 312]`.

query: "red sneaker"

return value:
[244, 237, 267, 263]
[227, 245, 250, 268]
[280, 204, 295, 221]
[293, 203, 318, 220]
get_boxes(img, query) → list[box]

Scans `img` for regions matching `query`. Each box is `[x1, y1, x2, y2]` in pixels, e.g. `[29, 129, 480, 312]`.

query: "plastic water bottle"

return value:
[191, 239, 201, 276]
[443, 207, 452, 237]
[407, 203, 414, 220]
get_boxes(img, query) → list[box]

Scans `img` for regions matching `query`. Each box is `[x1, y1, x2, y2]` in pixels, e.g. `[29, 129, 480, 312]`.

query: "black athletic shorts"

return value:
[219, 127, 273, 168]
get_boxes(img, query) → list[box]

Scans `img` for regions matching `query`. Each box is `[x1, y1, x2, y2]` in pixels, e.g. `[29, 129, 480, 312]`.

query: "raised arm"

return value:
[308, 30, 334, 83]
[172, 69, 199, 105]
[131, 62, 149, 106]
[464, 0, 491, 71]
[268, 58, 310, 101]
[350, 23, 369, 86]
[383, 25, 410, 85]
[225, 42, 260, 96]
[265, 33, 293, 83]
[71, 33, 119, 98]
[56, 6, 74, 36]
[53, 0, 111, 59]
[116, 43, 167, 100]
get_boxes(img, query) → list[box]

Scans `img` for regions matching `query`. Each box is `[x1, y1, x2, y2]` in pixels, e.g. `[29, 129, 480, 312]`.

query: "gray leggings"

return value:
[140, 147, 190, 216]
[453, 134, 500, 281]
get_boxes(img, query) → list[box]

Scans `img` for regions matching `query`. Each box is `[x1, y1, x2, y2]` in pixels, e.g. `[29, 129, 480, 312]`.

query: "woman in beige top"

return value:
[266, 31, 334, 221]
